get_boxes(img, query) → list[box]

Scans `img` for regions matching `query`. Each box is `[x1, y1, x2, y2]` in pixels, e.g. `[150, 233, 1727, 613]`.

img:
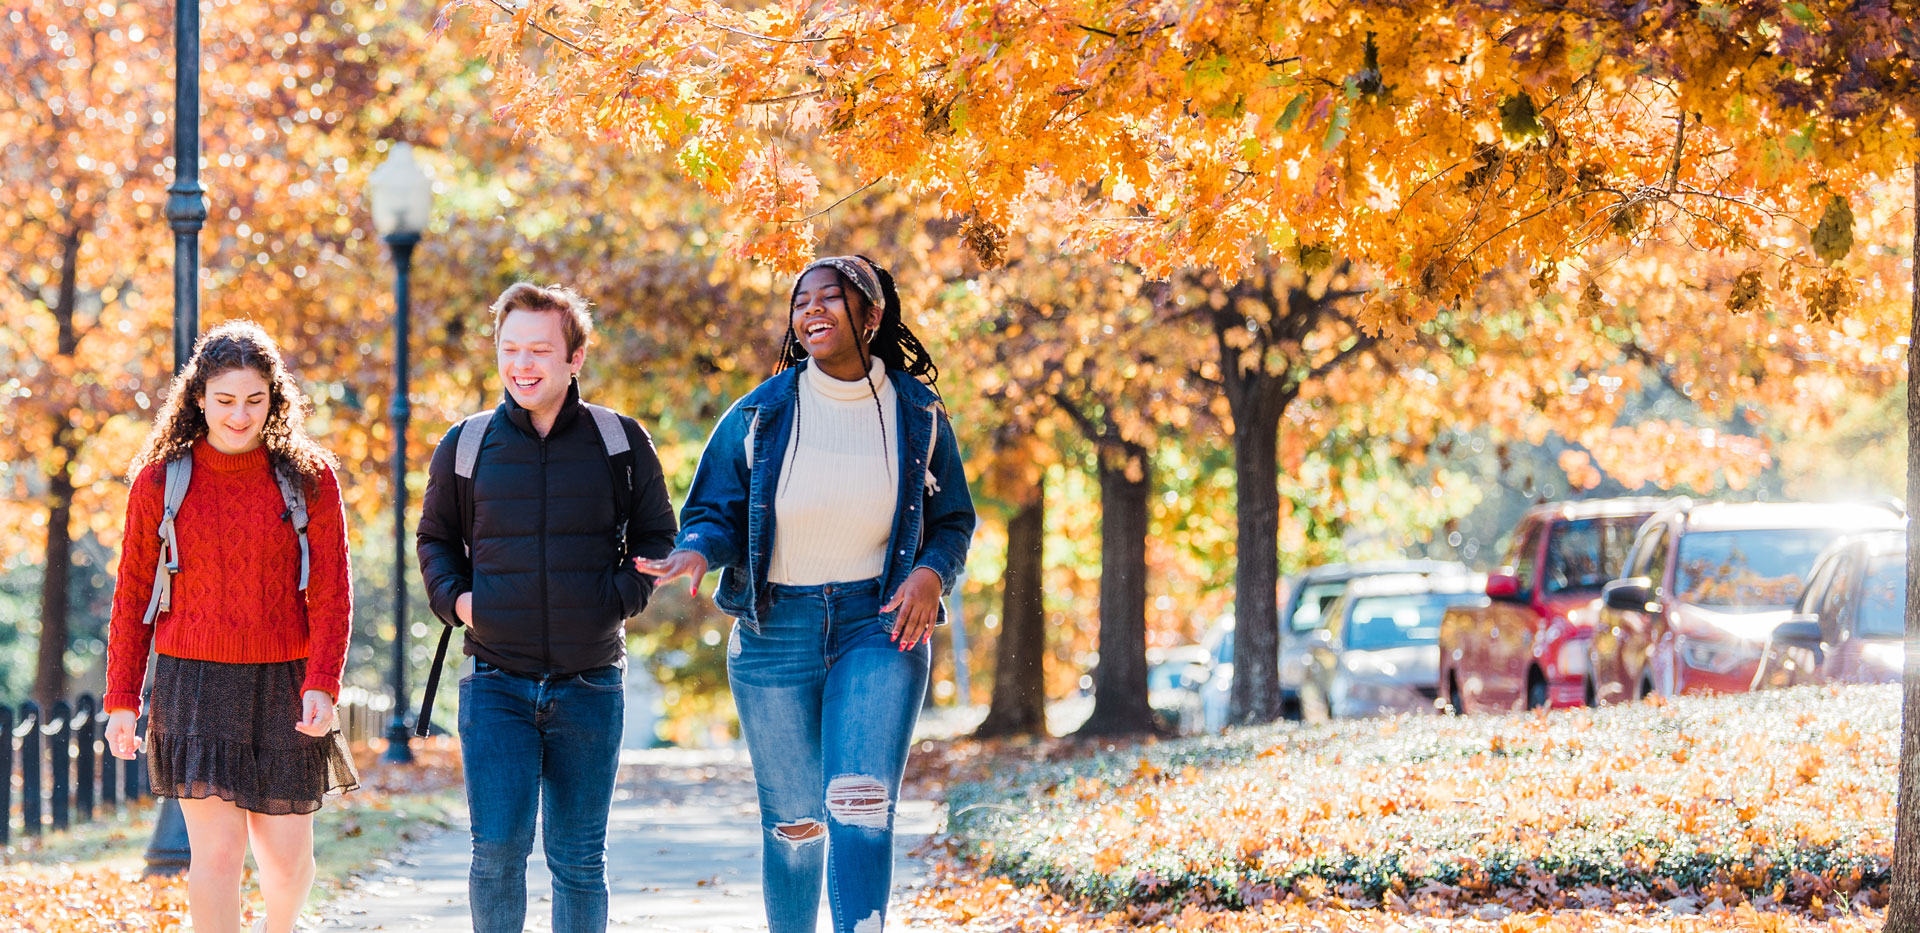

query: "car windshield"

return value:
[1289, 581, 1348, 632]
[1344, 593, 1469, 649]
[1544, 516, 1642, 594]
[1674, 528, 1840, 610]
[1857, 554, 1907, 638]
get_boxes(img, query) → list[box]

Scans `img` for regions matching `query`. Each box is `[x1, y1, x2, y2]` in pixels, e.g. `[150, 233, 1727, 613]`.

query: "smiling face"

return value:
[791, 266, 874, 376]
[497, 307, 584, 418]
[200, 366, 271, 454]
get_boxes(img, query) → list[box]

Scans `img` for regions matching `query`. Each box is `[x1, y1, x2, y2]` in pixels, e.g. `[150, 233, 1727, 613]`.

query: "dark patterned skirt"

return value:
[148, 655, 359, 815]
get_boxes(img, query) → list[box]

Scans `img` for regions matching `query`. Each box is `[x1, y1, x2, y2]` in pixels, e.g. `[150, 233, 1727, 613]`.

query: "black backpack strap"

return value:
[414, 624, 455, 738]
[417, 412, 493, 738]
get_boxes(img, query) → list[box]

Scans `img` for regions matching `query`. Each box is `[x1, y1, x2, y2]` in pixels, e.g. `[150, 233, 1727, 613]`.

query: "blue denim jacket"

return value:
[675, 363, 976, 632]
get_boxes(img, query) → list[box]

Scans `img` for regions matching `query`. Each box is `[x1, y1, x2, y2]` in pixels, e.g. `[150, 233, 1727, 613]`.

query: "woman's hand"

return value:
[634, 550, 711, 598]
[882, 567, 943, 651]
[105, 710, 142, 760]
[296, 690, 337, 737]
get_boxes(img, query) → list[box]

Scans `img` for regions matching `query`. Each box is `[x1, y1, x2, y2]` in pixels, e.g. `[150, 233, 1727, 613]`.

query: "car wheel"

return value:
[1583, 676, 1597, 707]
[1447, 675, 1464, 716]
[1525, 672, 1549, 711]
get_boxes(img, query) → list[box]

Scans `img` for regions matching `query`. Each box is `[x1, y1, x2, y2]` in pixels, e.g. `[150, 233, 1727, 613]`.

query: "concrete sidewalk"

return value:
[316, 748, 941, 932]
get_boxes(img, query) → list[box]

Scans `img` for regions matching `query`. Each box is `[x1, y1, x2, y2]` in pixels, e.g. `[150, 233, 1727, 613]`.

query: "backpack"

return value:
[141, 455, 311, 626]
[413, 403, 636, 737]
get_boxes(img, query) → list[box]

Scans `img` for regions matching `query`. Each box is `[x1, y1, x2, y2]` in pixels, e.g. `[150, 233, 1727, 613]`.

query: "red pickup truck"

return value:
[1438, 498, 1666, 714]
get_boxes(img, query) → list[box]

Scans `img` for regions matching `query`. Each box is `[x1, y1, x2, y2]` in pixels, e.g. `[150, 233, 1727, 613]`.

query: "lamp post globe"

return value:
[368, 141, 432, 764]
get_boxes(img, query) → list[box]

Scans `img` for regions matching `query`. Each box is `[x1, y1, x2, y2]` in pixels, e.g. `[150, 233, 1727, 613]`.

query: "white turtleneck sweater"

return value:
[768, 359, 900, 586]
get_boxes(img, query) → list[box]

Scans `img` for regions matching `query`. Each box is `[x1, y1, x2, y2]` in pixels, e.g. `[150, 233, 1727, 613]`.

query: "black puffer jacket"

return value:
[416, 383, 677, 675]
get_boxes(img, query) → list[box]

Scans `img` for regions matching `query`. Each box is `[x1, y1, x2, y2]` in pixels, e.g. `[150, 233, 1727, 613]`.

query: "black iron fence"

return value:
[4, 690, 385, 846]
[3, 695, 149, 846]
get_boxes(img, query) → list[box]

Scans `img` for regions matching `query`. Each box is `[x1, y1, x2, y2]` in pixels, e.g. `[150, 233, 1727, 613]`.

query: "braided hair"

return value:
[773, 256, 940, 498]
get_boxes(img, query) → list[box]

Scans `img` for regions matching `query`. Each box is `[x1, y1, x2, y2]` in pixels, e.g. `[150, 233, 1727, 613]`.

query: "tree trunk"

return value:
[33, 468, 74, 709]
[32, 227, 84, 710]
[1073, 443, 1159, 737]
[974, 482, 1048, 738]
[1228, 395, 1286, 725]
[1887, 155, 1920, 933]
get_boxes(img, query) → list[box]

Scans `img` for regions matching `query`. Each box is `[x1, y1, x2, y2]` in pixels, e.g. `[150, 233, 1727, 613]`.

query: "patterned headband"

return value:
[799, 255, 887, 314]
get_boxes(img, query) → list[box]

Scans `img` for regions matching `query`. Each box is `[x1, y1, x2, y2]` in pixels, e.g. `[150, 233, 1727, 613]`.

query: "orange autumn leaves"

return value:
[455, 0, 1915, 332]
[0, 868, 190, 933]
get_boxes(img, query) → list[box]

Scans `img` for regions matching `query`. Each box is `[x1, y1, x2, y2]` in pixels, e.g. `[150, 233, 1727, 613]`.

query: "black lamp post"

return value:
[368, 143, 433, 765]
[144, 0, 205, 879]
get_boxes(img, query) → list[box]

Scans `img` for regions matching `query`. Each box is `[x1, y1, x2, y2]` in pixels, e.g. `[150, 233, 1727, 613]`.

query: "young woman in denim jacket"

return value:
[639, 255, 974, 933]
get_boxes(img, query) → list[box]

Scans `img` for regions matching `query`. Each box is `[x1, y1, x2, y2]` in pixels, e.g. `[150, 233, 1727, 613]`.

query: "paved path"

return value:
[316, 748, 942, 932]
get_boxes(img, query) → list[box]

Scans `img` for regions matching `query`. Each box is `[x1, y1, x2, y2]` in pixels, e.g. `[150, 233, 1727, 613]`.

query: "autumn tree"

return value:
[3, 1, 180, 707]
[1172, 263, 1375, 724]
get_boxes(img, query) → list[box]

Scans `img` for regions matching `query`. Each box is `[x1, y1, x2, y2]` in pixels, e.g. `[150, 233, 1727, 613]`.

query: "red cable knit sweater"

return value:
[104, 440, 353, 713]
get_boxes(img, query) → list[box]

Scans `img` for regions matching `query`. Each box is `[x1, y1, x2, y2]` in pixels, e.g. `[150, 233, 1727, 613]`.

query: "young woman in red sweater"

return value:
[104, 321, 357, 933]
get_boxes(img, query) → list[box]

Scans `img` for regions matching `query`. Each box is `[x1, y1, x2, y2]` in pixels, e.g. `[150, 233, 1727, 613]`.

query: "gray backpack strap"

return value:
[585, 404, 630, 456]
[584, 403, 637, 552]
[273, 467, 312, 591]
[142, 457, 193, 626]
[454, 410, 494, 479]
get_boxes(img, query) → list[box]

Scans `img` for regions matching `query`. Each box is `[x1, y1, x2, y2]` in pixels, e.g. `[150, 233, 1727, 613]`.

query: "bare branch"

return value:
[484, 0, 589, 54]
[784, 178, 881, 225]
[1663, 111, 1688, 192]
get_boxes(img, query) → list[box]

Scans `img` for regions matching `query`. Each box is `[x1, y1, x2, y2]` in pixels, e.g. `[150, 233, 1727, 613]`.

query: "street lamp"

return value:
[368, 142, 432, 765]
[144, 0, 207, 879]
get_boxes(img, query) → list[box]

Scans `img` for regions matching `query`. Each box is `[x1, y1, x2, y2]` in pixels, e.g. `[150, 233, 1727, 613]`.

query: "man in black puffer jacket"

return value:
[416, 282, 676, 933]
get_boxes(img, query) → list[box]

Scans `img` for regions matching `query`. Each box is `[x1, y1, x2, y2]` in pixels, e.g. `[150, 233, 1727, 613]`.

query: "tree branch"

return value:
[783, 178, 881, 225]
[1306, 331, 1377, 384]
[484, 0, 590, 55]
[1049, 387, 1108, 445]
[1663, 111, 1688, 192]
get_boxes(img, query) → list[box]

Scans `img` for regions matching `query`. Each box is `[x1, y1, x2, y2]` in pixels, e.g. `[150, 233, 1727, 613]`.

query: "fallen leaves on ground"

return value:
[926, 685, 1897, 926]
[902, 857, 1887, 932]
[0, 738, 463, 932]
[0, 868, 189, 932]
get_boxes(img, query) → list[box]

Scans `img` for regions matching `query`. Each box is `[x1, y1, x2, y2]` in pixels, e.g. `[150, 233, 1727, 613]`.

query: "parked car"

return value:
[1276, 560, 1468, 719]
[1588, 500, 1904, 704]
[1147, 645, 1213, 733]
[1299, 571, 1488, 720]
[1752, 530, 1906, 689]
[1197, 615, 1235, 731]
[1439, 498, 1666, 714]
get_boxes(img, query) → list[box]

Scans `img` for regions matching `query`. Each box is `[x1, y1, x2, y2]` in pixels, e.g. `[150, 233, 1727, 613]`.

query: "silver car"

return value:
[1278, 560, 1468, 719]
[1300, 572, 1488, 720]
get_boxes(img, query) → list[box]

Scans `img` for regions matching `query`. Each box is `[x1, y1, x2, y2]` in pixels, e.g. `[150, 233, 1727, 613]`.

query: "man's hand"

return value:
[456, 591, 473, 626]
[881, 567, 943, 651]
[634, 550, 711, 599]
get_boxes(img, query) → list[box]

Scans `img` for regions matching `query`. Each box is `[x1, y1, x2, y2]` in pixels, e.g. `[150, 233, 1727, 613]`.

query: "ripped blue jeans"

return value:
[727, 577, 930, 933]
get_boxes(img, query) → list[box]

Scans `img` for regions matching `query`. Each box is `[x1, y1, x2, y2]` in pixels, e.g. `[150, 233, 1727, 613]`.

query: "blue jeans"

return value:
[458, 660, 624, 933]
[728, 578, 930, 933]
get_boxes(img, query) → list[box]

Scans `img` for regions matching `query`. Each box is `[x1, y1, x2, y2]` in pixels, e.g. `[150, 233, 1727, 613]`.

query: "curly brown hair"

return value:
[128, 320, 337, 485]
